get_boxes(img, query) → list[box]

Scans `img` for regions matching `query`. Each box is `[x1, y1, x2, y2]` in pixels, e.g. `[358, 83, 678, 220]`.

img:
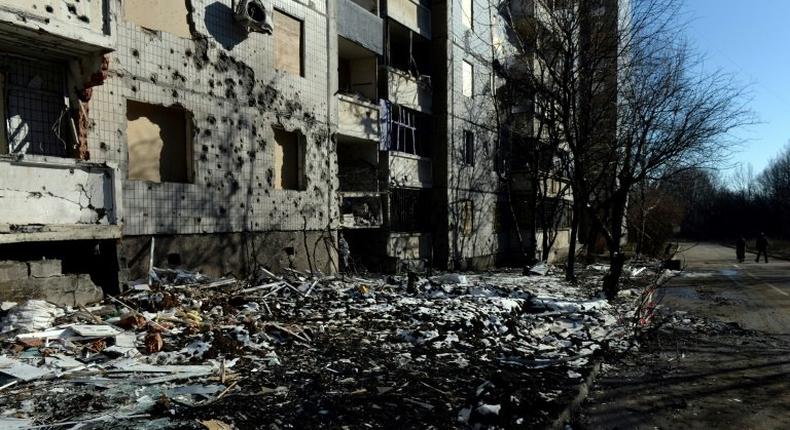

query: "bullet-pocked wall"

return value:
[88, 0, 338, 277]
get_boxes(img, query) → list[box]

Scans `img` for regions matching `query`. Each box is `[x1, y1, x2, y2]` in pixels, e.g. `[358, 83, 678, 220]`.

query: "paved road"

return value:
[660, 242, 790, 337]
[579, 243, 790, 430]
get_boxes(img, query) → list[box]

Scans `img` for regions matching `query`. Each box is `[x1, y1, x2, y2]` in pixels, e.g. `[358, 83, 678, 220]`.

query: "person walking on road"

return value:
[755, 233, 769, 263]
[736, 237, 746, 263]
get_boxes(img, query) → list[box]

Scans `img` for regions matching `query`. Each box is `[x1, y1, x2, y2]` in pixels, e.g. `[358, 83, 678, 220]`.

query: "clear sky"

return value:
[682, 0, 790, 175]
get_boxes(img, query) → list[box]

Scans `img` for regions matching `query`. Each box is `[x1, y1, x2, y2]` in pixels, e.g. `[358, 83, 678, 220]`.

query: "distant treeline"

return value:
[680, 145, 790, 242]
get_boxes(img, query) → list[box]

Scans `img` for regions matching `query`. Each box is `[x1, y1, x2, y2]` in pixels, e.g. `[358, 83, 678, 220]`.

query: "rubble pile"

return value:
[0, 266, 649, 429]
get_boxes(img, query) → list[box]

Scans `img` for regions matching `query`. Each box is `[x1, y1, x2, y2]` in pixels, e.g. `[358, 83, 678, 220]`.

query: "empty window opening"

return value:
[387, 20, 432, 79]
[386, 103, 432, 157]
[390, 188, 432, 232]
[338, 139, 378, 192]
[126, 100, 194, 183]
[124, 0, 191, 38]
[462, 0, 473, 29]
[274, 10, 304, 76]
[338, 37, 377, 100]
[462, 60, 474, 97]
[463, 130, 475, 165]
[1, 56, 72, 158]
[273, 127, 306, 190]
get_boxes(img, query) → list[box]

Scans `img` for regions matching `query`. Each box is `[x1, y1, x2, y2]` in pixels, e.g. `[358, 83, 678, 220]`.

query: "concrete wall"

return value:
[337, 0, 384, 55]
[387, 68, 433, 113]
[430, 0, 511, 268]
[0, 156, 121, 227]
[387, 0, 432, 39]
[124, 0, 191, 38]
[1, 0, 105, 34]
[122, 231, 337, 279]
[80, 0, 338, 248]
[338, 95, 380, 140]
[386, 151, 433, 188]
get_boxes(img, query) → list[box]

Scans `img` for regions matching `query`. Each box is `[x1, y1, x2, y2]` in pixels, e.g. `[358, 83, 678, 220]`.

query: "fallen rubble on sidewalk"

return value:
[0, 265, 656, 429]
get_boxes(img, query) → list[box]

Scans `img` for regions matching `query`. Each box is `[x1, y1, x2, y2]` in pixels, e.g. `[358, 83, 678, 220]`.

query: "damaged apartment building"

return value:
[337, 0, 521, 272]
[0, 0, 582, 304]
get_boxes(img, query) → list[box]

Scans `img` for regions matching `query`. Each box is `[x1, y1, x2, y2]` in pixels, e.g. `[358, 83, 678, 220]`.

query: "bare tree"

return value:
[494, 0, 750, 294]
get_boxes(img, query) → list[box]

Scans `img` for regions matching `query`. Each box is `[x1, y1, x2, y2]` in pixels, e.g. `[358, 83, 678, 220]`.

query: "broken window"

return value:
[462, 60, 474, 97]
[462, 0, 473, 29]
[0, 72, 6, 155]
[273, 127, 306, 191]
[126, 100, 194, 183]
[387, 20, 432, 79]
[338, 138, 378, 192]
[274, 10, 304, 77]
[390, 188, 432, 232]
[1, 55, 71, 158]
[124, 0, 191, 38]
[463, 130, 475, 166]
[386, 103, 432, 157]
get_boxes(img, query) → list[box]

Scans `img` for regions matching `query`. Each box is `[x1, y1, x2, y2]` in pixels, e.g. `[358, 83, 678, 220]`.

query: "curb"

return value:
[550, 359, 603, 430]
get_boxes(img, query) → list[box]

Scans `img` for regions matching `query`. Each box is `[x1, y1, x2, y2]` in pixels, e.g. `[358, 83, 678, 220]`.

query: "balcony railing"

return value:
[385, 151, 432, 189]
[340, 192, 384, 229]
[386, 67, 432, 114]
[0, 3, 112, 59]
[0, 155, 122, 244]
[337, 94, 381, 141]
[386, 0, 431, 39]
[337, 0, 384, 55]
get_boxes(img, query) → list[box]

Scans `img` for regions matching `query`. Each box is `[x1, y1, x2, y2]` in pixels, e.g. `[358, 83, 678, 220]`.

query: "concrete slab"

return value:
[28, 259, 62, 278]
[0, 261, 27, 282]
[0, 274, 103, 307]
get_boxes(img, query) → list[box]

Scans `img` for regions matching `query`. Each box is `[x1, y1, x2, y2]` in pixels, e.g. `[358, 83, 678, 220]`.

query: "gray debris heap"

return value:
[0, 265, 654, 429]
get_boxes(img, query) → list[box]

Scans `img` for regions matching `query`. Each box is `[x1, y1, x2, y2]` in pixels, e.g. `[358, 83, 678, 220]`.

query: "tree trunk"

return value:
[565, 199, 582, 282]
[602, 190, 629, 300]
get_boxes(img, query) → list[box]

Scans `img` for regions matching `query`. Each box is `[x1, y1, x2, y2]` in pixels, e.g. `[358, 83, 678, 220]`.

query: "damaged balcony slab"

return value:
[0, 155, 122, 244]
[0, 4, 113, 59]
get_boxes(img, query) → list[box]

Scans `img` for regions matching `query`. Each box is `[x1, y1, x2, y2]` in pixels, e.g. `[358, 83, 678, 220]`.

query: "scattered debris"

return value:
[0, 265, 653, 429]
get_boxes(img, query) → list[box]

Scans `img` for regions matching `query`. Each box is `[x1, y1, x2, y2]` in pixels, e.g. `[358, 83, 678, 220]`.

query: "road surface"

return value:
[579, 243, 790, 429]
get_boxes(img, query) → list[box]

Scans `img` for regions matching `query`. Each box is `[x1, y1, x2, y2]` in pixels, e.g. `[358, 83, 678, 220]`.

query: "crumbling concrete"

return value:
[0, 260, 102, 307]
[28, 259, 62, 279]
[0, 261, 27, 283]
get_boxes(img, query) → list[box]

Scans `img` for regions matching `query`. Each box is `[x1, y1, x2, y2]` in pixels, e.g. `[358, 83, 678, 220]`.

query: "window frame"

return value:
[273, 9, 305, 77]
[272, 127, 307, 191]
[463, 129, 475, 166]
[462, 60, 474, 98]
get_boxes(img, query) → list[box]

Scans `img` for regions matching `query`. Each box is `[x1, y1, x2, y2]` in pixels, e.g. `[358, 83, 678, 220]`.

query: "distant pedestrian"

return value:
[755, 233, 769, 263]
[736, 237, 746, 263]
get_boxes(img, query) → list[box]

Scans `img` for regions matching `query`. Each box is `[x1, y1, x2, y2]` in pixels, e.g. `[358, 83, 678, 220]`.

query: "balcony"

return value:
[385, 151, 432, 189]
[340, 193, 384, 229]
[386, 232, 432, 261]
[0, 155, 122, 244]
[338, 94, 381, 141]
[386, 0, 431, 39]
[0, 2, 112, 59]
[337, 0, 384, 55]
[386, 68, 432, 114]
